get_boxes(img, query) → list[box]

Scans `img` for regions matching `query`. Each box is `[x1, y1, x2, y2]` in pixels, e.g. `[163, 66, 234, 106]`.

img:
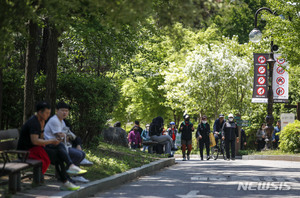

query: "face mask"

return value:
[202, 121, 207, 124]
[229, 118, 234, 122]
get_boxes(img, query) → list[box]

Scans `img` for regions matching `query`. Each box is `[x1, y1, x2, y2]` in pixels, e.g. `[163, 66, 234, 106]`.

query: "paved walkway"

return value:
[8, 154, 300, 197]
[92, 156, 300, 198]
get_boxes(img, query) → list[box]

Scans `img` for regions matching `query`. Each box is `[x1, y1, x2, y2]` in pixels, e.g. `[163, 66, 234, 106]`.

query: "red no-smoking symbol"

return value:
[257, 87, 265, 96]
[276, 77, 285, 85]
[277, 66, 285, 74]
[258, 66, 266, 74]
[257, 76, 266, 85]
[277, 58, 285, 64]
[276, 87, 285, 96]
[258, 56, 266, 64]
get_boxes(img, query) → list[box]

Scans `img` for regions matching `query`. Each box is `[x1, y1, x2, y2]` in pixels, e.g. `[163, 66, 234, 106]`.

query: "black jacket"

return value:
[196, 123, 210, 141]
[179, 121, 194, 140]
[213, 118, 225, 132]
[222, 121, 238, 141]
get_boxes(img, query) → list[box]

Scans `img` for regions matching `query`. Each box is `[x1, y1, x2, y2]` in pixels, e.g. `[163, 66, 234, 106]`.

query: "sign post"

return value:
[252, 53, 269, 103]
[273, 54, 289, 103]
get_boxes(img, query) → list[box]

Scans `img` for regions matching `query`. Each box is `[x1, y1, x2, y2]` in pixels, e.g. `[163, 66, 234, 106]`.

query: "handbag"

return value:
[209, 132, 216, 147]
[175, 133, 181, 147]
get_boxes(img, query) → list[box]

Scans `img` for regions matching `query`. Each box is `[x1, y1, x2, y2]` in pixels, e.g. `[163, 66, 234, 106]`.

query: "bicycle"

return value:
[211, 137, 226, 160]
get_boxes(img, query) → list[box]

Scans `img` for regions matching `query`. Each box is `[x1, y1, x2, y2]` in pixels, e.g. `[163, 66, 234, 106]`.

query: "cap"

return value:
[219, 114, 224, 117]
[228, 113, 234, 118]
[170, 122, 175, 125]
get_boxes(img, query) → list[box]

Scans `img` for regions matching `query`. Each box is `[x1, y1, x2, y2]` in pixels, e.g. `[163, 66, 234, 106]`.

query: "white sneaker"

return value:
[80, 158, 93, 166]
[67, 164, 87, 175]
[71, 176, 90, 183]
[60, 181, 80, 191]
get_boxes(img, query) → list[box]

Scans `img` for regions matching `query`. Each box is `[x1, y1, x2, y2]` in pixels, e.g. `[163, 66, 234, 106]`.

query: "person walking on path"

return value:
[196, 115, 211, 160]
[256, 123, 266, 151]
[179, 114, 194, 161]
[167, 122, 178, 156]
[240, 128, 247, 150]
[222, 113, 239, 161]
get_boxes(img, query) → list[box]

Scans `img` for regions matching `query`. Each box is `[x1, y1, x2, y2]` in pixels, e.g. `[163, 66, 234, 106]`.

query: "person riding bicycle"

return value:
[213, 114, 226, 150]
[196, 115, 211, 160]
[222, 113, 239, 161]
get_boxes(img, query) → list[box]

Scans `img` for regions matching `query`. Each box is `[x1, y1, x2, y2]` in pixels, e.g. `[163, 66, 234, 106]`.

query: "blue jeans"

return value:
[69, 147, 85, 166]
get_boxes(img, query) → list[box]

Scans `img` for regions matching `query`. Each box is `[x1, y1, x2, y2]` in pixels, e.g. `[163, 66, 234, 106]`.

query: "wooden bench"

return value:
[142, 140, 160, 154]
[0, 129, 42, 194]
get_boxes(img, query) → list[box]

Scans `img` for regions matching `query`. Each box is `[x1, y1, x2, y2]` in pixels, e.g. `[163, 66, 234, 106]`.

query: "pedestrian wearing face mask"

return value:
[196, 115, 211, 160]
[179, 114, 194, 161]
[222, 114, 239, 161]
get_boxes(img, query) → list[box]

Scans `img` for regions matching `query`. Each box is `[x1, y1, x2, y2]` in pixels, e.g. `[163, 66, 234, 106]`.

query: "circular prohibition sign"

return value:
[276, 87, 285, 96]
[258, 55, 266, 64]
[258, 66, 266, 74]
[257, 87, 265, 96]
[276, 66, 285, 75]
[257, 76, 266, 85]
[276, 77, 285, 85]
[277, 58, 285, 64]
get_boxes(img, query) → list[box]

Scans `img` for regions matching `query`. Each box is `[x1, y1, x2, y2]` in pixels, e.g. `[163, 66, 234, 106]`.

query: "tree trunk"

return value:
[23, 20, 38, 123]
[45, 25, 59, 114]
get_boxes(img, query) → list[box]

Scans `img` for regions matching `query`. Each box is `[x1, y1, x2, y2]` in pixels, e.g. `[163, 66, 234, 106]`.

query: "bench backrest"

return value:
[0, 129, 19, 151]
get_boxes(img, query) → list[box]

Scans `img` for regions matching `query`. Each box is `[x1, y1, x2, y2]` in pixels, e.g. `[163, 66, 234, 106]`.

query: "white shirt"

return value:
[44, 115, 66, 140]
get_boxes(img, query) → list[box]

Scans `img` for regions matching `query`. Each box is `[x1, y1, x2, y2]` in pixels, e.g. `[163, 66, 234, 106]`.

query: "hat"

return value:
[170, 122, 175, 125]
[146, 124, 150, 127]
[184, 114, 189, 119]
[219, 114, 224, 118]
[228, 113, 234, 118]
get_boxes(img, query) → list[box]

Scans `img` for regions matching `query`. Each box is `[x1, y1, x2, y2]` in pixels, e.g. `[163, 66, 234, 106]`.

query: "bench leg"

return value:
[33, 165, 42, 185]
[148, 146, 153, 154]
[9, 172, 21, 194]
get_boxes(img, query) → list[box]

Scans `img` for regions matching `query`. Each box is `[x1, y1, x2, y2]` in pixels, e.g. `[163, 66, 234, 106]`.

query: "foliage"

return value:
[56, 73, 119, 143]
[212, 0, 268, 44]
[266, 0, 300, 67]
[1, 68, 24, 129]
[162, 36, 252, 120]
[279, 120, 300, 153]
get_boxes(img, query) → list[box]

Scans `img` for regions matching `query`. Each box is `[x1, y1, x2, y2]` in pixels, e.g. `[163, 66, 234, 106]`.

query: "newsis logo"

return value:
[237, 182, 291, 191]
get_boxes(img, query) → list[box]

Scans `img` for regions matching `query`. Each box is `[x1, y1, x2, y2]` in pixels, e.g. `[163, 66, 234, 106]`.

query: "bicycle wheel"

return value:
[211, 146, 218, 160]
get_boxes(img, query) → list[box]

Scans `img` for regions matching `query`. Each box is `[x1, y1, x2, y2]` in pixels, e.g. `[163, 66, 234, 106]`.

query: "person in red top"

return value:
[167, 122, 178, 155]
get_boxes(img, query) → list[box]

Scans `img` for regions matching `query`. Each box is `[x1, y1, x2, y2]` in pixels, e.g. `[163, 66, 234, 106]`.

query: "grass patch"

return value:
[82, 141, 167, 181]
[249, 149, 300, 156]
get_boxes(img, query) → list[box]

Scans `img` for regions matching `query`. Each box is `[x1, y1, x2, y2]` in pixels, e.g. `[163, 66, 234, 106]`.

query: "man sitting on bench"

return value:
[17, 101, 82, 191]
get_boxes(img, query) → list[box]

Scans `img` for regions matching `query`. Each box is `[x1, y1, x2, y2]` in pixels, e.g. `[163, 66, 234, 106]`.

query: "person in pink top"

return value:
[128, 126, 142, 149]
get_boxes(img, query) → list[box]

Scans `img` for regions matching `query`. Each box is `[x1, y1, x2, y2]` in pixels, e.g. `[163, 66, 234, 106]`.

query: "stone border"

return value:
[49, 158, 175, 198]
[242, 155, 300, 161]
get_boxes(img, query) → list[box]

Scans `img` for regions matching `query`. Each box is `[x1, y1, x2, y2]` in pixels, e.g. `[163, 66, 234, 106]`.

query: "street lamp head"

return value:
[249, 28, 262, 43]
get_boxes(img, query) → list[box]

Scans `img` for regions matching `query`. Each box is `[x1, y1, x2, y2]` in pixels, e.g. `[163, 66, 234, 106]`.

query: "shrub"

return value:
[279, 120, 300, 153]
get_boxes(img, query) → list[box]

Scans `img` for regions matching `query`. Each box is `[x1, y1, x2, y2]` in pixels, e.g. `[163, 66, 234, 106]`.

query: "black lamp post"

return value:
[249, 7, 277, 138]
